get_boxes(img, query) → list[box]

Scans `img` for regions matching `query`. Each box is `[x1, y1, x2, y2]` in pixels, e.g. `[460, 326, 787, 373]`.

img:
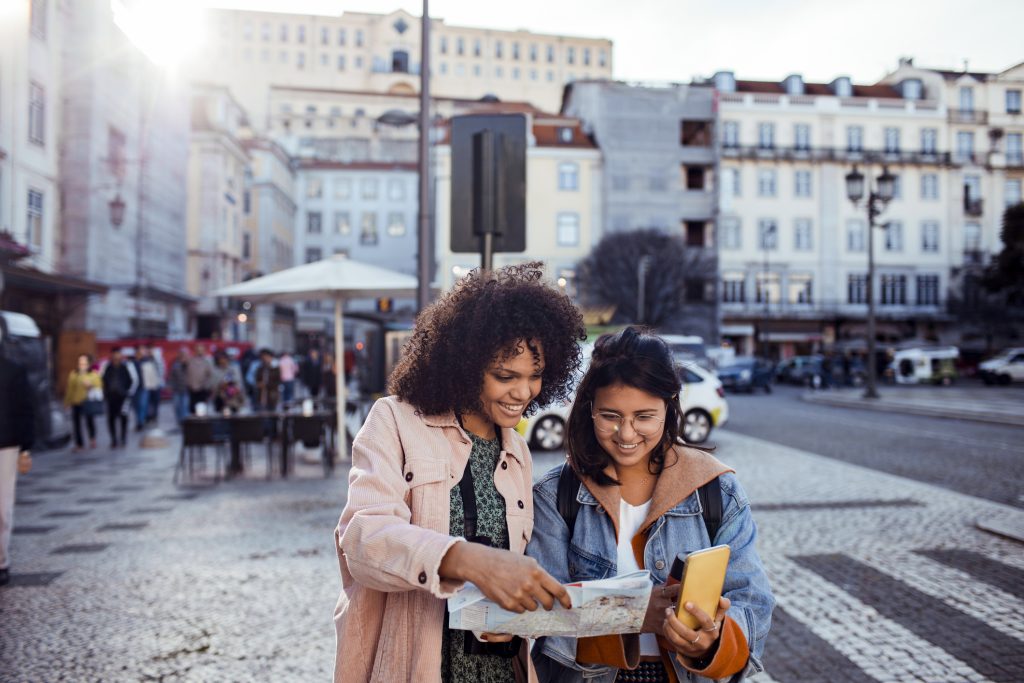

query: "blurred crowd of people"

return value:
[63, 344, 340, 450]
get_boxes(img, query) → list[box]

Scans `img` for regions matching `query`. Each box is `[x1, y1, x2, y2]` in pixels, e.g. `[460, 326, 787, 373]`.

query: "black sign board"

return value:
[449, 114, 527, 261]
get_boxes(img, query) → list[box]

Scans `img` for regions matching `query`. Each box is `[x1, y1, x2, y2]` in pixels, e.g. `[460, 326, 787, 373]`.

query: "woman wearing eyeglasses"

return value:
[526, 326, 774, 683]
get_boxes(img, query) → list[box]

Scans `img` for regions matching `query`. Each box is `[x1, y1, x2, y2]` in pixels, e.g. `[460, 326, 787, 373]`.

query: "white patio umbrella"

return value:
[215, 254, 417, 458]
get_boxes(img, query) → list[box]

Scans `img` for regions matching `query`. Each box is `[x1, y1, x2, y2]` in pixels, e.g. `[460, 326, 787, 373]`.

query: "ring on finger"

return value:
[702, 623, 719, 632]
[690, 633, 700, 645]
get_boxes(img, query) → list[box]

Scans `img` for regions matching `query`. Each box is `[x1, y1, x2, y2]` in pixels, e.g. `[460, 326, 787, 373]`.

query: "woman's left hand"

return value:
[661, 596, 730, 659]
[478, 632, 515, 643]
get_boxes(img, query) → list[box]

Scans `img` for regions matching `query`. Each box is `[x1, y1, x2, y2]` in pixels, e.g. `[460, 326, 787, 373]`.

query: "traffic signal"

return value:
[377, 297, 393, 313]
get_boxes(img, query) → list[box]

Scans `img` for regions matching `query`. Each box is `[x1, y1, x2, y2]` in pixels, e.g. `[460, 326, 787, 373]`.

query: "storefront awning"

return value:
[1, 263, 107, 296]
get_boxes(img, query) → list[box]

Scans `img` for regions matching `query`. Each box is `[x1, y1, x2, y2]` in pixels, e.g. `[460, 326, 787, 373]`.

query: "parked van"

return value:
[890, 346, 959, 385]
[0, 311, 70, 449]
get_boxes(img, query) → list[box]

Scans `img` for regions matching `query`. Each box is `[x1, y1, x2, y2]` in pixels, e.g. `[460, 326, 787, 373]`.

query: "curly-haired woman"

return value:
[333, 263, 587, 683]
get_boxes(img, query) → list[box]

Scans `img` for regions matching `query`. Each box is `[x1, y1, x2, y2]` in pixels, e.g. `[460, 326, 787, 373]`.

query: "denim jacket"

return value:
[526, 449, 774, 683]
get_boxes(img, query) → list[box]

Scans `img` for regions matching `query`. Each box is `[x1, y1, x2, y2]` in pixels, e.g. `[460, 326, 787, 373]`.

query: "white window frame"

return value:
[884, 221, 903, 252]
[921, 173, 939, 200]
[757, 122, 774, 149]
[558, 162, 580, 191]
[757, 218, 778, 250]
[720, 217, 741, 250]
[757, 169, 776, 197]
[794, 170, 812, 197]
[921, 221, 939, 252]
[847, 219, 866, 252]
[556, 212, 580, 246]
[794, 218, 813, 251]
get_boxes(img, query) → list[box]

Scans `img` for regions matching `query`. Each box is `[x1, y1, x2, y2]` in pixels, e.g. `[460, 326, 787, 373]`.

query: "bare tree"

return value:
[577, 229, 714, 328]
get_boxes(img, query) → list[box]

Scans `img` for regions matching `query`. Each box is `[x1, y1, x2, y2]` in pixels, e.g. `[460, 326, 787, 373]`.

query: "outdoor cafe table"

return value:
[181, 410, 335, 479]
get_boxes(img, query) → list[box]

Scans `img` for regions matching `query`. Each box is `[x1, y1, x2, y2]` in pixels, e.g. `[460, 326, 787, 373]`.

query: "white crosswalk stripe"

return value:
[867, 548, 1024, 643]
[767, 556, 995, 683]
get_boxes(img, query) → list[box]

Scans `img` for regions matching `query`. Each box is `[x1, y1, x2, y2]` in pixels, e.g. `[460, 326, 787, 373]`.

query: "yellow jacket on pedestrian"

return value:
[65, 370, 101, 407]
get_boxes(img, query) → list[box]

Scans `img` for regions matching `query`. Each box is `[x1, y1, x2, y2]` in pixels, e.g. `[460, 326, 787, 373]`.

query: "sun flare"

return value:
[110, 0, 208, 67]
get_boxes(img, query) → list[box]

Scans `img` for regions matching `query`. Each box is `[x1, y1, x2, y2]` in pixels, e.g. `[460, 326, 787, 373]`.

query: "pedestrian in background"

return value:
[0, 330, 34, 586]
[301, 348, 323, 399]
[333, 263, 586, 683]
[322, 352, 337, 400]
[65, 353, 101, 451]
[527, 327, 774, 683]
[167, 347, 190, 425]
[279, 350, 298, 405]
[253, 349, 281, 412]
[212, 351, 243, 414]
[134, 345, 162, 431]
[101, 348, 137, 448]
[185, 343, 215, 413]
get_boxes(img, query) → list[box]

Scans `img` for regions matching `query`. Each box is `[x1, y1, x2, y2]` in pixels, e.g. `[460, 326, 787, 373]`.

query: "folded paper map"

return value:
[447, 570, 652, 638]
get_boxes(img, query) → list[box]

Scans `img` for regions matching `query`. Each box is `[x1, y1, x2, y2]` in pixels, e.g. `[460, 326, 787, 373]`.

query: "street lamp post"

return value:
[845, 165, 895, 400]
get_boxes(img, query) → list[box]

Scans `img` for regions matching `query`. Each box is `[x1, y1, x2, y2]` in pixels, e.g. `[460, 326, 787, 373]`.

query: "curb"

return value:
[800, 392, 1024, 428]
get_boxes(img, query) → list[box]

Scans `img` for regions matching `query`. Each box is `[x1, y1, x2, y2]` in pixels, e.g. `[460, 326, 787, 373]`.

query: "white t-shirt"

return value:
[618, 498, 660, 656]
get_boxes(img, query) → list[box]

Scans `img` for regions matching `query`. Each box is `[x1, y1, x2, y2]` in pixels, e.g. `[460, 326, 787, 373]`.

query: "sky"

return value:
[208, 0, 1024, 85]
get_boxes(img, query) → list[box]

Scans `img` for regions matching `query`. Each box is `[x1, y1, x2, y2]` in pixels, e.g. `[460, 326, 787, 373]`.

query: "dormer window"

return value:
[713, 71, 736, 93]
[557, 127, 573, 143]
[901, 79, 923, 100]
[832, 77, 853, 98]
[784, 74, 804, 96]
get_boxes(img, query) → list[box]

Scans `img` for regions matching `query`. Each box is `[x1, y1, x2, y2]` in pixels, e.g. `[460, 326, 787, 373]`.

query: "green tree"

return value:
[984, 202, 1024, 304]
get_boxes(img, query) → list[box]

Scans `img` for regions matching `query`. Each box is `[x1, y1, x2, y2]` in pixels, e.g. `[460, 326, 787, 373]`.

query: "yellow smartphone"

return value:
[671, 545, 730, 629]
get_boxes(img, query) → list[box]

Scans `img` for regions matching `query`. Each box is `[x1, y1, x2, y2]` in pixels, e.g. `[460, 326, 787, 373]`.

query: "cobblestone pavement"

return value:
[1, 410, 1023, 682]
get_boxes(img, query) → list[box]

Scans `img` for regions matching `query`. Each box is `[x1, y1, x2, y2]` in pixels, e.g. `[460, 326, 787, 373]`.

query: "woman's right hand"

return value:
[440, 541, 572, 613]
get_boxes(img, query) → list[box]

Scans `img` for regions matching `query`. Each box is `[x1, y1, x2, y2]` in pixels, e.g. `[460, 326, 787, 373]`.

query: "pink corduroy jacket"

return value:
[333, 396, 537, 683]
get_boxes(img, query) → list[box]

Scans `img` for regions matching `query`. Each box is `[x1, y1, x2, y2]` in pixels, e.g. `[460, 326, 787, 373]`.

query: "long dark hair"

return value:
[565, 326, 685, 486]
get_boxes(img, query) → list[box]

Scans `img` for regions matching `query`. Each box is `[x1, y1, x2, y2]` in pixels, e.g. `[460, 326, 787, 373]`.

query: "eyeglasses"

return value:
[591, 404, 666, 436]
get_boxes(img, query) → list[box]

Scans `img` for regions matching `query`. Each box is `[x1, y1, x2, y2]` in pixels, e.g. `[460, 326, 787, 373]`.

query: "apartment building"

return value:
[58, 0, 192, 339]
[291, 160, 419, 337]
[190, 8, 613, 128]
[561, 81, 719, 341]
[187, 84, 251, 340]
[240, 136, 297, 350]
[434, 110, 602, 295]
[712, 60, 1024, 358]
[0, 0, 61, 275]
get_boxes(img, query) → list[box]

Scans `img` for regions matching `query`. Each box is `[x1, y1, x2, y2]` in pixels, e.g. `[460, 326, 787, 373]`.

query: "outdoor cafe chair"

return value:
[176, 419, 227, 484]
[229, 415, 275, 479]
[288, 414, 329, 477]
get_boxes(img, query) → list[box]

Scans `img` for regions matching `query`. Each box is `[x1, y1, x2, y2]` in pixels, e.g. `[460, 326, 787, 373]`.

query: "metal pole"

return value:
[864, 196, 879, 399]
[637, 255, 651, 324]
[416, 0, 431, 312]
[335, 298, 347, 459]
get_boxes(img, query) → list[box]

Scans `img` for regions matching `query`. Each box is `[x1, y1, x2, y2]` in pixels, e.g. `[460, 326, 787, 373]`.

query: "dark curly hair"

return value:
[388, 262, 586, 418]
[565, 326, 689, 486]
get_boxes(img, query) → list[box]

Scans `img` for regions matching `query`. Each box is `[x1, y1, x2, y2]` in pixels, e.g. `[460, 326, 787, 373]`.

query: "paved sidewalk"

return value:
[800, 383, 1024, 427]
[1, 427, 1022, 681]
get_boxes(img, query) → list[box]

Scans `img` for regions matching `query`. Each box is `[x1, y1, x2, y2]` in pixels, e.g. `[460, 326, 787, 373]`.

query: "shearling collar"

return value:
[579, 445, 733, 540]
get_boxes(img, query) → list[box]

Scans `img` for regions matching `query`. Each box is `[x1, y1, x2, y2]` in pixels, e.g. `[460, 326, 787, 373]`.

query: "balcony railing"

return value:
[948, 109, 989, 125]
[720, 144, 950, 165]
[963, 197, 984, 216]
[963, 249, 986, 266]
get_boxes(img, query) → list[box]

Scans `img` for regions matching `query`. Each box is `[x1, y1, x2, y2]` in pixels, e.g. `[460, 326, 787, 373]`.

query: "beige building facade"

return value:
[187, 84, 251, 340]
[240, 136, 297, 350]
[435, 111, 602, 295]
[190, 8, 612, 128]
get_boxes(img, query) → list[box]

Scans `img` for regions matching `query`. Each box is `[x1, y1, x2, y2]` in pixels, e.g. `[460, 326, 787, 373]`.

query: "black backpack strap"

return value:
[697, 476, 722, 542]
[556, 461, 581, 535]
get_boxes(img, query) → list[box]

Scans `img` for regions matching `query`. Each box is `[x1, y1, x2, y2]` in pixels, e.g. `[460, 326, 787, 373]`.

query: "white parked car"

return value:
[979, 348, 1024, 385]
[518, 357, 729, 450]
